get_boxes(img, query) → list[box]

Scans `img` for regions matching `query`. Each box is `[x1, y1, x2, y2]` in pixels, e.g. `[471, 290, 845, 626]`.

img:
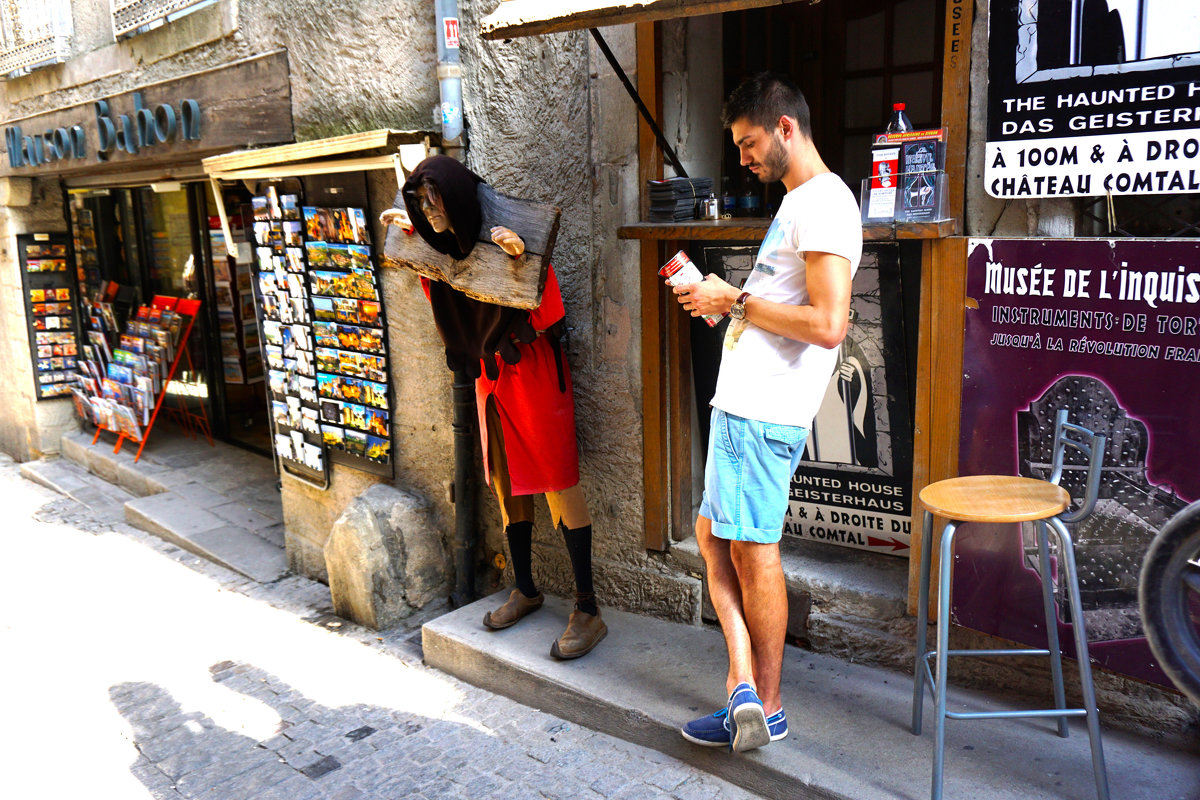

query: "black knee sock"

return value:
[561, 524, 598, 615]
[506, 521, 538, 598]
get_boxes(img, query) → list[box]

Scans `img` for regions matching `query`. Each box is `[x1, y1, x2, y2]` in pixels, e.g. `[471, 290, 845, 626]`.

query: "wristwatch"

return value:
[729, 291, 751, 320]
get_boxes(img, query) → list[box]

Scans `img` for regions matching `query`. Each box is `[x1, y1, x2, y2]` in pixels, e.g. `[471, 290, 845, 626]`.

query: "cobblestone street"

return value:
[0, 454, 753, 800]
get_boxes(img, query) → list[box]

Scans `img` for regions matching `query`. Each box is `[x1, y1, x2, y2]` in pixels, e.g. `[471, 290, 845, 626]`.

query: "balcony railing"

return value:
[0, 0, 72, 75]
[110, 0, 210, 39]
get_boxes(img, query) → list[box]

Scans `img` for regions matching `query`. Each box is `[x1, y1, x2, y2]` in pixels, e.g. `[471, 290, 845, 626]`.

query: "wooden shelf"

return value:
[618, 217, 957, 243]
[862, 218, 958, 241]
[618, 219, 772, 241]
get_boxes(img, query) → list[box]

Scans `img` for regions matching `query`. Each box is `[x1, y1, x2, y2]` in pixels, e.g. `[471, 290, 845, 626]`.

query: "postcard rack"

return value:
[79, 295, 207, 462]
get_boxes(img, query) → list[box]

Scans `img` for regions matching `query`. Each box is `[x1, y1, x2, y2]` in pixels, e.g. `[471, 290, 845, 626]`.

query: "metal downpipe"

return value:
[450, 367, 477, 607]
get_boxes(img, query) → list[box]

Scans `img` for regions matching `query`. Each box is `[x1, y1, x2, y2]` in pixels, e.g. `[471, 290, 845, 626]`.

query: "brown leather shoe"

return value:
[483, 589, 544, 630]
[550, 608, 607, 659]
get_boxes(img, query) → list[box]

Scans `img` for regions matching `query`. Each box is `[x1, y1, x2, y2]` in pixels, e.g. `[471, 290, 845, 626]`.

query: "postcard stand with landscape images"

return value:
[71, 294, 205, 462]
[18, 233, 80, 400]
[250, 185, 330, 487]
[303, 201, 393, 478]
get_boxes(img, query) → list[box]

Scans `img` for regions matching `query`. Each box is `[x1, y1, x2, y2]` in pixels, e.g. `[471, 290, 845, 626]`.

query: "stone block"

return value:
[60, 432, 92, 469]
[324, 483, 449, 630]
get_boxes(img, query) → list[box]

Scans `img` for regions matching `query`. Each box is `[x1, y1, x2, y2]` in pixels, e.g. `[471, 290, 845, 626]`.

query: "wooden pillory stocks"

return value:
[381, 184, 561, 309]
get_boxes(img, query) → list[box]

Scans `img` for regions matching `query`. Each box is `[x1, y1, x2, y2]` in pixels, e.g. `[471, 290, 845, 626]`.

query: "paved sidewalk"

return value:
[0, 453, 752, 800]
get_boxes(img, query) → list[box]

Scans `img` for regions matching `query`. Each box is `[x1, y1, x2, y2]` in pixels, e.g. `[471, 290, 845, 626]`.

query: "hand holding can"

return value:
[660, 250, 726, 327]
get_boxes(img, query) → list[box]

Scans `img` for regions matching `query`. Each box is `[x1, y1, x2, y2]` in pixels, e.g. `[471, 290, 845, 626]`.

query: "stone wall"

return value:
[0, 0, 706, 621]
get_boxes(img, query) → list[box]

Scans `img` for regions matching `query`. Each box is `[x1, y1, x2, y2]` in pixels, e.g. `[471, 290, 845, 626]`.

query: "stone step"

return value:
[124, 491, 287, 584]
[20, 458, 135, 523]
[423, 590, 1197, 800]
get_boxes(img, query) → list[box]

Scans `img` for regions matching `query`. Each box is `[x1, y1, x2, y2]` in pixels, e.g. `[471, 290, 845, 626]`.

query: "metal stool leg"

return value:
[932, 520, 959, 800]
[912, 510, 935, 735]
[1035, 519, 1070, 738]
[1050, 517, 1110, 800]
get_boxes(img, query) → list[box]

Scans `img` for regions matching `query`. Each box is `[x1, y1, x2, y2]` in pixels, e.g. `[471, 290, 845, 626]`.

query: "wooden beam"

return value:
[668, 259, 694, 543]
[480, 0, 816, 41]
[638, 21, 670, 551]
[908, 236, 968, 617]
[202, 129, 430, 173]
[939, 0, 973, 226]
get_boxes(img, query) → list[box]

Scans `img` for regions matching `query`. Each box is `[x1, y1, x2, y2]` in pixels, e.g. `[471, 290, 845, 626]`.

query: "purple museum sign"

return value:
[960, 238, 1200, 687]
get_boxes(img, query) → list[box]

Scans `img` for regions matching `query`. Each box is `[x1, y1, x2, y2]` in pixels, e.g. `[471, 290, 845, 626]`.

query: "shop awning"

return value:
[202, 128, 437, 258]
[202, 129, 434, 180]
[479, 0, 817, 40]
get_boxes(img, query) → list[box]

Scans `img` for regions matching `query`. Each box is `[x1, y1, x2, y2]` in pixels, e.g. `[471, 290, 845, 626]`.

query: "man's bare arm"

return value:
[669, 251, 852, 349]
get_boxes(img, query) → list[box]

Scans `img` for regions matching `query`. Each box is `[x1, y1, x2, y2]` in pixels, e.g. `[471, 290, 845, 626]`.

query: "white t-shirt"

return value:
[710, 172, 863, 427]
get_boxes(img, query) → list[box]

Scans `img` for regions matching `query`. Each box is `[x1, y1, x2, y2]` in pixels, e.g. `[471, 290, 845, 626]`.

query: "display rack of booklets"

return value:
[72, 295, 203, 462]
[251, 187, 394, 486]
[18, 233, 79, 399]
[210, 219, 264, 385]
[68, 198, 101, 293]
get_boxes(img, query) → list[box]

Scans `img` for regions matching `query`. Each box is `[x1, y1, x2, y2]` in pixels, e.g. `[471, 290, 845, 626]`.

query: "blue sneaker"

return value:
[681, 706, 788, 748]
[728, 682, 769, 752]
[681, 707, 732, 746]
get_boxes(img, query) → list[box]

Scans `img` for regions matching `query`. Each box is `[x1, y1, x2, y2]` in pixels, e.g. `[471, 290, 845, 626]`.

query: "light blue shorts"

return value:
[699, 408, 808, 544]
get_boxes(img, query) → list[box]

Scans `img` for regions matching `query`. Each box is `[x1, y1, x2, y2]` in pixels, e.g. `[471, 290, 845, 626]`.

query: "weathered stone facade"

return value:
[0, 0, 697, 623]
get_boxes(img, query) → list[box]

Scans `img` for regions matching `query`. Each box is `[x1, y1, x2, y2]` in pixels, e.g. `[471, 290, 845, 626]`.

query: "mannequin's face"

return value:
[416, 182, 451, 233]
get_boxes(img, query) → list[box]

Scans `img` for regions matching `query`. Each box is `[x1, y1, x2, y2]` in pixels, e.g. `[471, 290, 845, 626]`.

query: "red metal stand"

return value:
[91, 296, 212, 462]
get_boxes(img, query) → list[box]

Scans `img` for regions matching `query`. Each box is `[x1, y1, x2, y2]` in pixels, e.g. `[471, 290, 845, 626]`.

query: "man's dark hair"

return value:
[721, 72, 812, 139]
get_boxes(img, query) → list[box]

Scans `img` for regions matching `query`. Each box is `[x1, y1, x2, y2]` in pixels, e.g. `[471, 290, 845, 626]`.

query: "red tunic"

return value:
[423, 266, 580, 495]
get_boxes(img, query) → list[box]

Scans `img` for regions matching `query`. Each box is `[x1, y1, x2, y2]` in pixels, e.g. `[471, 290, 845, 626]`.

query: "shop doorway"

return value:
[67, 182, 270, 455]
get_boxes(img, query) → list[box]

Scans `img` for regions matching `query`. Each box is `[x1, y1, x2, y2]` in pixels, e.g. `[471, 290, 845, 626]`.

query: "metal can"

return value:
[658, 250, 726, 327]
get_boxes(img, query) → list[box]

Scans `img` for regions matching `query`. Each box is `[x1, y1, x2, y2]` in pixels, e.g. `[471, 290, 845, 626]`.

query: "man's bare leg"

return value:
[730, 539, 787, 715]
[695, 515, 756, 698]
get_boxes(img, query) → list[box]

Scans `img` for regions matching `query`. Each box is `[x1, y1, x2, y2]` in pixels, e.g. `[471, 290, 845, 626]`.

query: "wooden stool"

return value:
[911, 411, 1109, 800]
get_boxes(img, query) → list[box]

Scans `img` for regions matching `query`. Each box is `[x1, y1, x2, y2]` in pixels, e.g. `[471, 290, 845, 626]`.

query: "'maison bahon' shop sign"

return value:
[4, 93, 202, 169]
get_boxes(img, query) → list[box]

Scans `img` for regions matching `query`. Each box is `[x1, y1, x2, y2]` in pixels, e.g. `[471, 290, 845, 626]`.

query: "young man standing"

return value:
[673, 73, 862, 752]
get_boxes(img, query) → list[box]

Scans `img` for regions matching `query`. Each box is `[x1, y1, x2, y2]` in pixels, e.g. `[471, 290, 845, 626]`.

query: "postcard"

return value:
[281, 194, 300, 221]
[333, 298, 359, 324]
[322, 424, 345, 448]
[345, 428, 367, 457]
[349, 244, 371, 270]
[366, 434, 390, 463]
[359, 301, 380, 327]
[306, 240, 330, 268]
[283, 220, 303, 247]
[313, 321, 339, 348]
[285, 247, 305, 273]
[303, 206, 323, 240]
[363, 380, 389, 410]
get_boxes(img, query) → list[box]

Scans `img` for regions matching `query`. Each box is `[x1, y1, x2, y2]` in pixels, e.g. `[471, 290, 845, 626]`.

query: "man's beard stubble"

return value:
[754, 133, 789, 184]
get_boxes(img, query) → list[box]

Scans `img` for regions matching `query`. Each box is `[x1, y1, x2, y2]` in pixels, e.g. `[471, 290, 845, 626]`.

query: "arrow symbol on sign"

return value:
[867, 536, 910, 552]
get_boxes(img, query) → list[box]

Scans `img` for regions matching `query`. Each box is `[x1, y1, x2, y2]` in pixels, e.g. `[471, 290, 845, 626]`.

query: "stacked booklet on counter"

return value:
[647, 177, 713, 221]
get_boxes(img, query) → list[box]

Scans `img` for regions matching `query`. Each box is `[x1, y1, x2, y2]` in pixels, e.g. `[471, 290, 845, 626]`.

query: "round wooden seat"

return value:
[919, 475, 1070, 524]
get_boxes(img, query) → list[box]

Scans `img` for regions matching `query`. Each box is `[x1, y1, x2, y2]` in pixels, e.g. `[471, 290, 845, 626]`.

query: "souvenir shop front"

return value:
[1, 52, 293, 457]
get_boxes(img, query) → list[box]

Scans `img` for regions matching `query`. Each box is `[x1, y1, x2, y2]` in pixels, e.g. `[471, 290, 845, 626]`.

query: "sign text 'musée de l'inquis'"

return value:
[985, 0, 1200, 198]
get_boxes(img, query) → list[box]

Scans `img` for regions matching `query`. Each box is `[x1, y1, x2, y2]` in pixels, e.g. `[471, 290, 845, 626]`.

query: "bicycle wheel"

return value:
[1139, 500, 1200, 706]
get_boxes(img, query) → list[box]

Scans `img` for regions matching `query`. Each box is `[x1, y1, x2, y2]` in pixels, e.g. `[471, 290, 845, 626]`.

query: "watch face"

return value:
[730, 302, 745, 320]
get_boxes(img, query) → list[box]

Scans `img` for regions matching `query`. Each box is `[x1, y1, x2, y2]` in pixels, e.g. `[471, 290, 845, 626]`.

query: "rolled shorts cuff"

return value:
[709, 517, 783, 544]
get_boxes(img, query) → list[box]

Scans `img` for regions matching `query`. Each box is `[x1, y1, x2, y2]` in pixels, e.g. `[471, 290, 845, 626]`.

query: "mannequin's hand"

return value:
[380, 207, 413, 233]
[490, 226, 525, 257]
